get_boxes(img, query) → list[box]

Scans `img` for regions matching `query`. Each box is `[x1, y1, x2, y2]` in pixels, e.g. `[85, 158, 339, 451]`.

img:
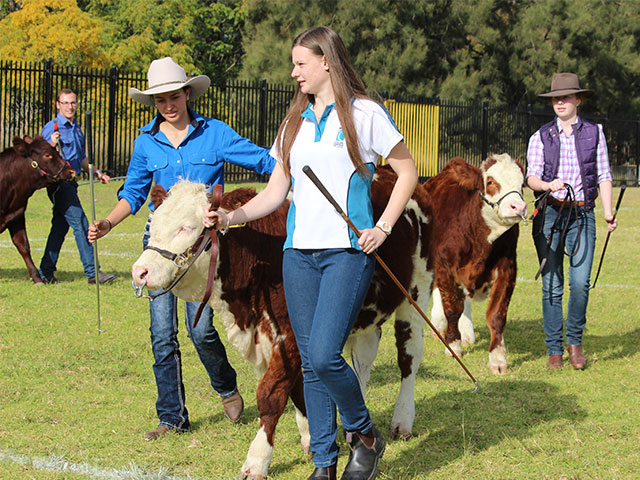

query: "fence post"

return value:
[258, 78, 267, 147]
[43, 59, 54, 126]
[481, 100, 488, 161]
[636, 115, 640, 185]
[107, 65, 118, 174]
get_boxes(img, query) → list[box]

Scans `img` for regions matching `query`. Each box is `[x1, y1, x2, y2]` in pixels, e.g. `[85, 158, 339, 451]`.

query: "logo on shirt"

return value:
[334, 129, 344, 148]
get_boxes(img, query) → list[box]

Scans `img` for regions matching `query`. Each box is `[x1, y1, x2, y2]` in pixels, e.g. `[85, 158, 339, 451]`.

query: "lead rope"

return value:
[191, 184, 223, 328]
[533, 184, 582, 280]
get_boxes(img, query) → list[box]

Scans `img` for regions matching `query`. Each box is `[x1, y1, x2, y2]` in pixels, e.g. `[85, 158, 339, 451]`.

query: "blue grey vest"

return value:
[539, 117, 600, 210]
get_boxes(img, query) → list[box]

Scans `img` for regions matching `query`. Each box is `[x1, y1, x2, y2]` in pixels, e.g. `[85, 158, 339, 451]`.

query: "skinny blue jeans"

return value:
[283, 248, 375, 468]
[533, 205, 596, 355]
[143, 221, 237, 431]
[39, 181, 97, 279]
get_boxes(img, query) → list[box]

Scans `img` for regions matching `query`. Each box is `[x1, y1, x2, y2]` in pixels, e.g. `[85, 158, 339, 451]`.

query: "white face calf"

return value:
[480, 153, 527, 242]
[131, 181, 211, 301]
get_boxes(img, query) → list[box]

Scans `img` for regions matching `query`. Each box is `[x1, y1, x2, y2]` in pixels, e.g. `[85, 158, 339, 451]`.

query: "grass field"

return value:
[1, 180, 639, 480]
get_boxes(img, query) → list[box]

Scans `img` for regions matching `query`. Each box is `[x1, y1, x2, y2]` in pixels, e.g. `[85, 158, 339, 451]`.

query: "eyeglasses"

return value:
[58, 101, 77, 106]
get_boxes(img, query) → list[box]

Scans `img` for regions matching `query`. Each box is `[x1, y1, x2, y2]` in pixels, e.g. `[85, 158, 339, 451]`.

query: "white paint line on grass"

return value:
[0, 232, 141, 259]
[0, 449, 205, 480]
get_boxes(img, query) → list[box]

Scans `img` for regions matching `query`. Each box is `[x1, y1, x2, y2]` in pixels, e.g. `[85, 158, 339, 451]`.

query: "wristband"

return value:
[104, 218, 113, 231]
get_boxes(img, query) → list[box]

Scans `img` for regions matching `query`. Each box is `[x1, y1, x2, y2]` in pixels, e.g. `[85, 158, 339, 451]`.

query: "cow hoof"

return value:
[444, 340, 462, 358]
[389, 425, 412, 441]
[488, 345, 507, 374]
[490, 363, 507, 375]
[240, 473, 265, 480]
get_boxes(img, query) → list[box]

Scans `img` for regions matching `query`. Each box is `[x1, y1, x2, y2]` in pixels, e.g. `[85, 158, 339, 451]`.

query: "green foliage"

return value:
[240, 0, 464, 98]
[80, 0, 245, 80]
[0, 0, 108, 68]
[240, 0, 640, 115]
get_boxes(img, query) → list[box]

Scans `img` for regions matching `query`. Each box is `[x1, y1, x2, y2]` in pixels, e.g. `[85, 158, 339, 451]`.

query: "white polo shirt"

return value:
[270, 98, 403, 250]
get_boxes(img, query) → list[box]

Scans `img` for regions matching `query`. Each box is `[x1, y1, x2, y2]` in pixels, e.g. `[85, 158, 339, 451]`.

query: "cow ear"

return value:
[12, 136, 28, 155]
[24, 135, 34, 144]
[446, 157, 482, 191]
[150, 185, 169, 208]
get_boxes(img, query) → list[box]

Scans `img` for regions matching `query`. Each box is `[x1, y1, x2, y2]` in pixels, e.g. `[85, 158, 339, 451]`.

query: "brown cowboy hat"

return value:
[538, 72, 593, 98]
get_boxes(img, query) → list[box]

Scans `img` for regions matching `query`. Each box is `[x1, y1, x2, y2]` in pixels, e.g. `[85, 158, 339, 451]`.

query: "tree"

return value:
[240, 0, 640, 115]
[0, 0, 108, 68]
[512, 0, 640, 115]
[240, 0, 468, 99]
[79, 0, 245, 80]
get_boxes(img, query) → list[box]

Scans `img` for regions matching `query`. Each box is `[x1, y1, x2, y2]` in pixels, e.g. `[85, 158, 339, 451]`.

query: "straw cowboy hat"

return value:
[538, 72, 593, 98]
[129, 57, 210, 107]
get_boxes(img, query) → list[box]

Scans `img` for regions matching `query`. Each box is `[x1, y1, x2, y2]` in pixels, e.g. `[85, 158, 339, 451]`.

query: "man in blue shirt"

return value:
[39, 88, 117, 285]
[88, 57, 276, 440]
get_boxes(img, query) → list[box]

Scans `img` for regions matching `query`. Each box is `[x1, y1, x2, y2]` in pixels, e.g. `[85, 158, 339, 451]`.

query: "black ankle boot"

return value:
[341, 426, 386, 480]
[308, 464, 337, 480]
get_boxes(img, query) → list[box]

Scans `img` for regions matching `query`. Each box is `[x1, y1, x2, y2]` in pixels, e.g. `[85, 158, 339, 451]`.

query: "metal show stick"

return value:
[303, 165, 480, 392]
[85, 111, 104, 333]
[591, 184, 626, 289]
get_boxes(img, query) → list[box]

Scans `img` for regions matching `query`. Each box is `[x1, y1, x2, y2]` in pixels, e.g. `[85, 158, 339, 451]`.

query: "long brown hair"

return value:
[275, 26, 371, 178]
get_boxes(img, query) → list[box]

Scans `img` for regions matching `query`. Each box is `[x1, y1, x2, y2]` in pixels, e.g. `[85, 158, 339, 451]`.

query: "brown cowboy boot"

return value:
[222, 391, 244, 423]
[567, 344, 586, 370]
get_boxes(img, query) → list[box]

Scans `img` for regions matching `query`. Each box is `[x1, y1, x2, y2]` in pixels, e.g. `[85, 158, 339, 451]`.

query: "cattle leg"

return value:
[438, 282, 465, 359]
[389, 303, 425, 440]
[288, 370, 310, 456]
[432, 288, 475, 355]
[485, 265, 516, 375]
[8, 218, 43, 284]
[346, 325, 383, 396]
[240, 345, 306, 480]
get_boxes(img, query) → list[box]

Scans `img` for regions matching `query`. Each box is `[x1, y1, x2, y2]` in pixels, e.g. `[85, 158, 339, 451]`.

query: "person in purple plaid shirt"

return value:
[526, 72, 618, 371]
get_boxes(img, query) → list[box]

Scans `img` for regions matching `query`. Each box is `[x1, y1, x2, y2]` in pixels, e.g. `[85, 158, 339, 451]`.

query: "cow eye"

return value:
[179, 226, 195, 234]
[44, 153, 52, 159]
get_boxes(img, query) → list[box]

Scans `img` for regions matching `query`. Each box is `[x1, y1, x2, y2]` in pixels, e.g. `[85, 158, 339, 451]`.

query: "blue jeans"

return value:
[533, 205, 596, 355]
[143, 221, 237, 430]
[39, 181, 97, 279]
[283, 248, 375, 468]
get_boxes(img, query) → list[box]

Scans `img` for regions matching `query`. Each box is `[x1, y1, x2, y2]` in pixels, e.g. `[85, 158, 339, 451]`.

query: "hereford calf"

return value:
[0, 136, 75, 283]
[131, 154, 524, 478]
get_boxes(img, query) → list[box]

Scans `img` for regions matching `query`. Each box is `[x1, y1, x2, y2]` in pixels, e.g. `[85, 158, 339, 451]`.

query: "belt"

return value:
[547, 197, 585, 208]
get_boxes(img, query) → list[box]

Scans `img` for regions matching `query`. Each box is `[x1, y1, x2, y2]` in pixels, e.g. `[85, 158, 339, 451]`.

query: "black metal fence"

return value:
[2, 60, 638, 184]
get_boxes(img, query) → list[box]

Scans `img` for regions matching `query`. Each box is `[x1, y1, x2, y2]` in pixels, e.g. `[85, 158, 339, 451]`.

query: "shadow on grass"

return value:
[380, 379, 585, 477]
[483, 317, 640, 365]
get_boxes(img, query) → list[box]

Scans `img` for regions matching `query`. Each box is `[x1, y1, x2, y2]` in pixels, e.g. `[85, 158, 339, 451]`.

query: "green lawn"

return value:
[1, 181, 638, 479]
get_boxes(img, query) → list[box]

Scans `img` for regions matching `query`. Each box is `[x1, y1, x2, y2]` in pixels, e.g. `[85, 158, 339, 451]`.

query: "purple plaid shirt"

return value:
[526, 117, 612, 202]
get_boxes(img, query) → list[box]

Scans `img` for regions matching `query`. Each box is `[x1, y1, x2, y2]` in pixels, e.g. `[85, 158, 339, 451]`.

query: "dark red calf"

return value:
[0, 135, 75, 283]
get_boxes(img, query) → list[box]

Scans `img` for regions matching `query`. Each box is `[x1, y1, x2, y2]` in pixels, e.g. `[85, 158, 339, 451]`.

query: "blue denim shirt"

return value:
[119, 110, 276, 214]
[41, 113, 85, 173]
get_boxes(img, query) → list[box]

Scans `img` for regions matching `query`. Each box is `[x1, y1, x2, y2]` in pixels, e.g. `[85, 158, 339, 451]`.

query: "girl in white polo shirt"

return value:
[206, 26, 418, 480]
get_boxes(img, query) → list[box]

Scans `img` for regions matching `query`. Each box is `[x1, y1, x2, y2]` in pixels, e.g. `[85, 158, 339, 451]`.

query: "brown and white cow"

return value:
[131, 153, 525, 478]
[0, 135, 75, 283]
[426, 155, 525, 375]
[348, 154, 526, 441]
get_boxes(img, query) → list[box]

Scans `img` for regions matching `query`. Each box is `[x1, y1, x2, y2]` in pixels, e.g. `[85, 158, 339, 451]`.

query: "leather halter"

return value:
[479, 189, 528, 225]
[133, 184, 222, 328]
